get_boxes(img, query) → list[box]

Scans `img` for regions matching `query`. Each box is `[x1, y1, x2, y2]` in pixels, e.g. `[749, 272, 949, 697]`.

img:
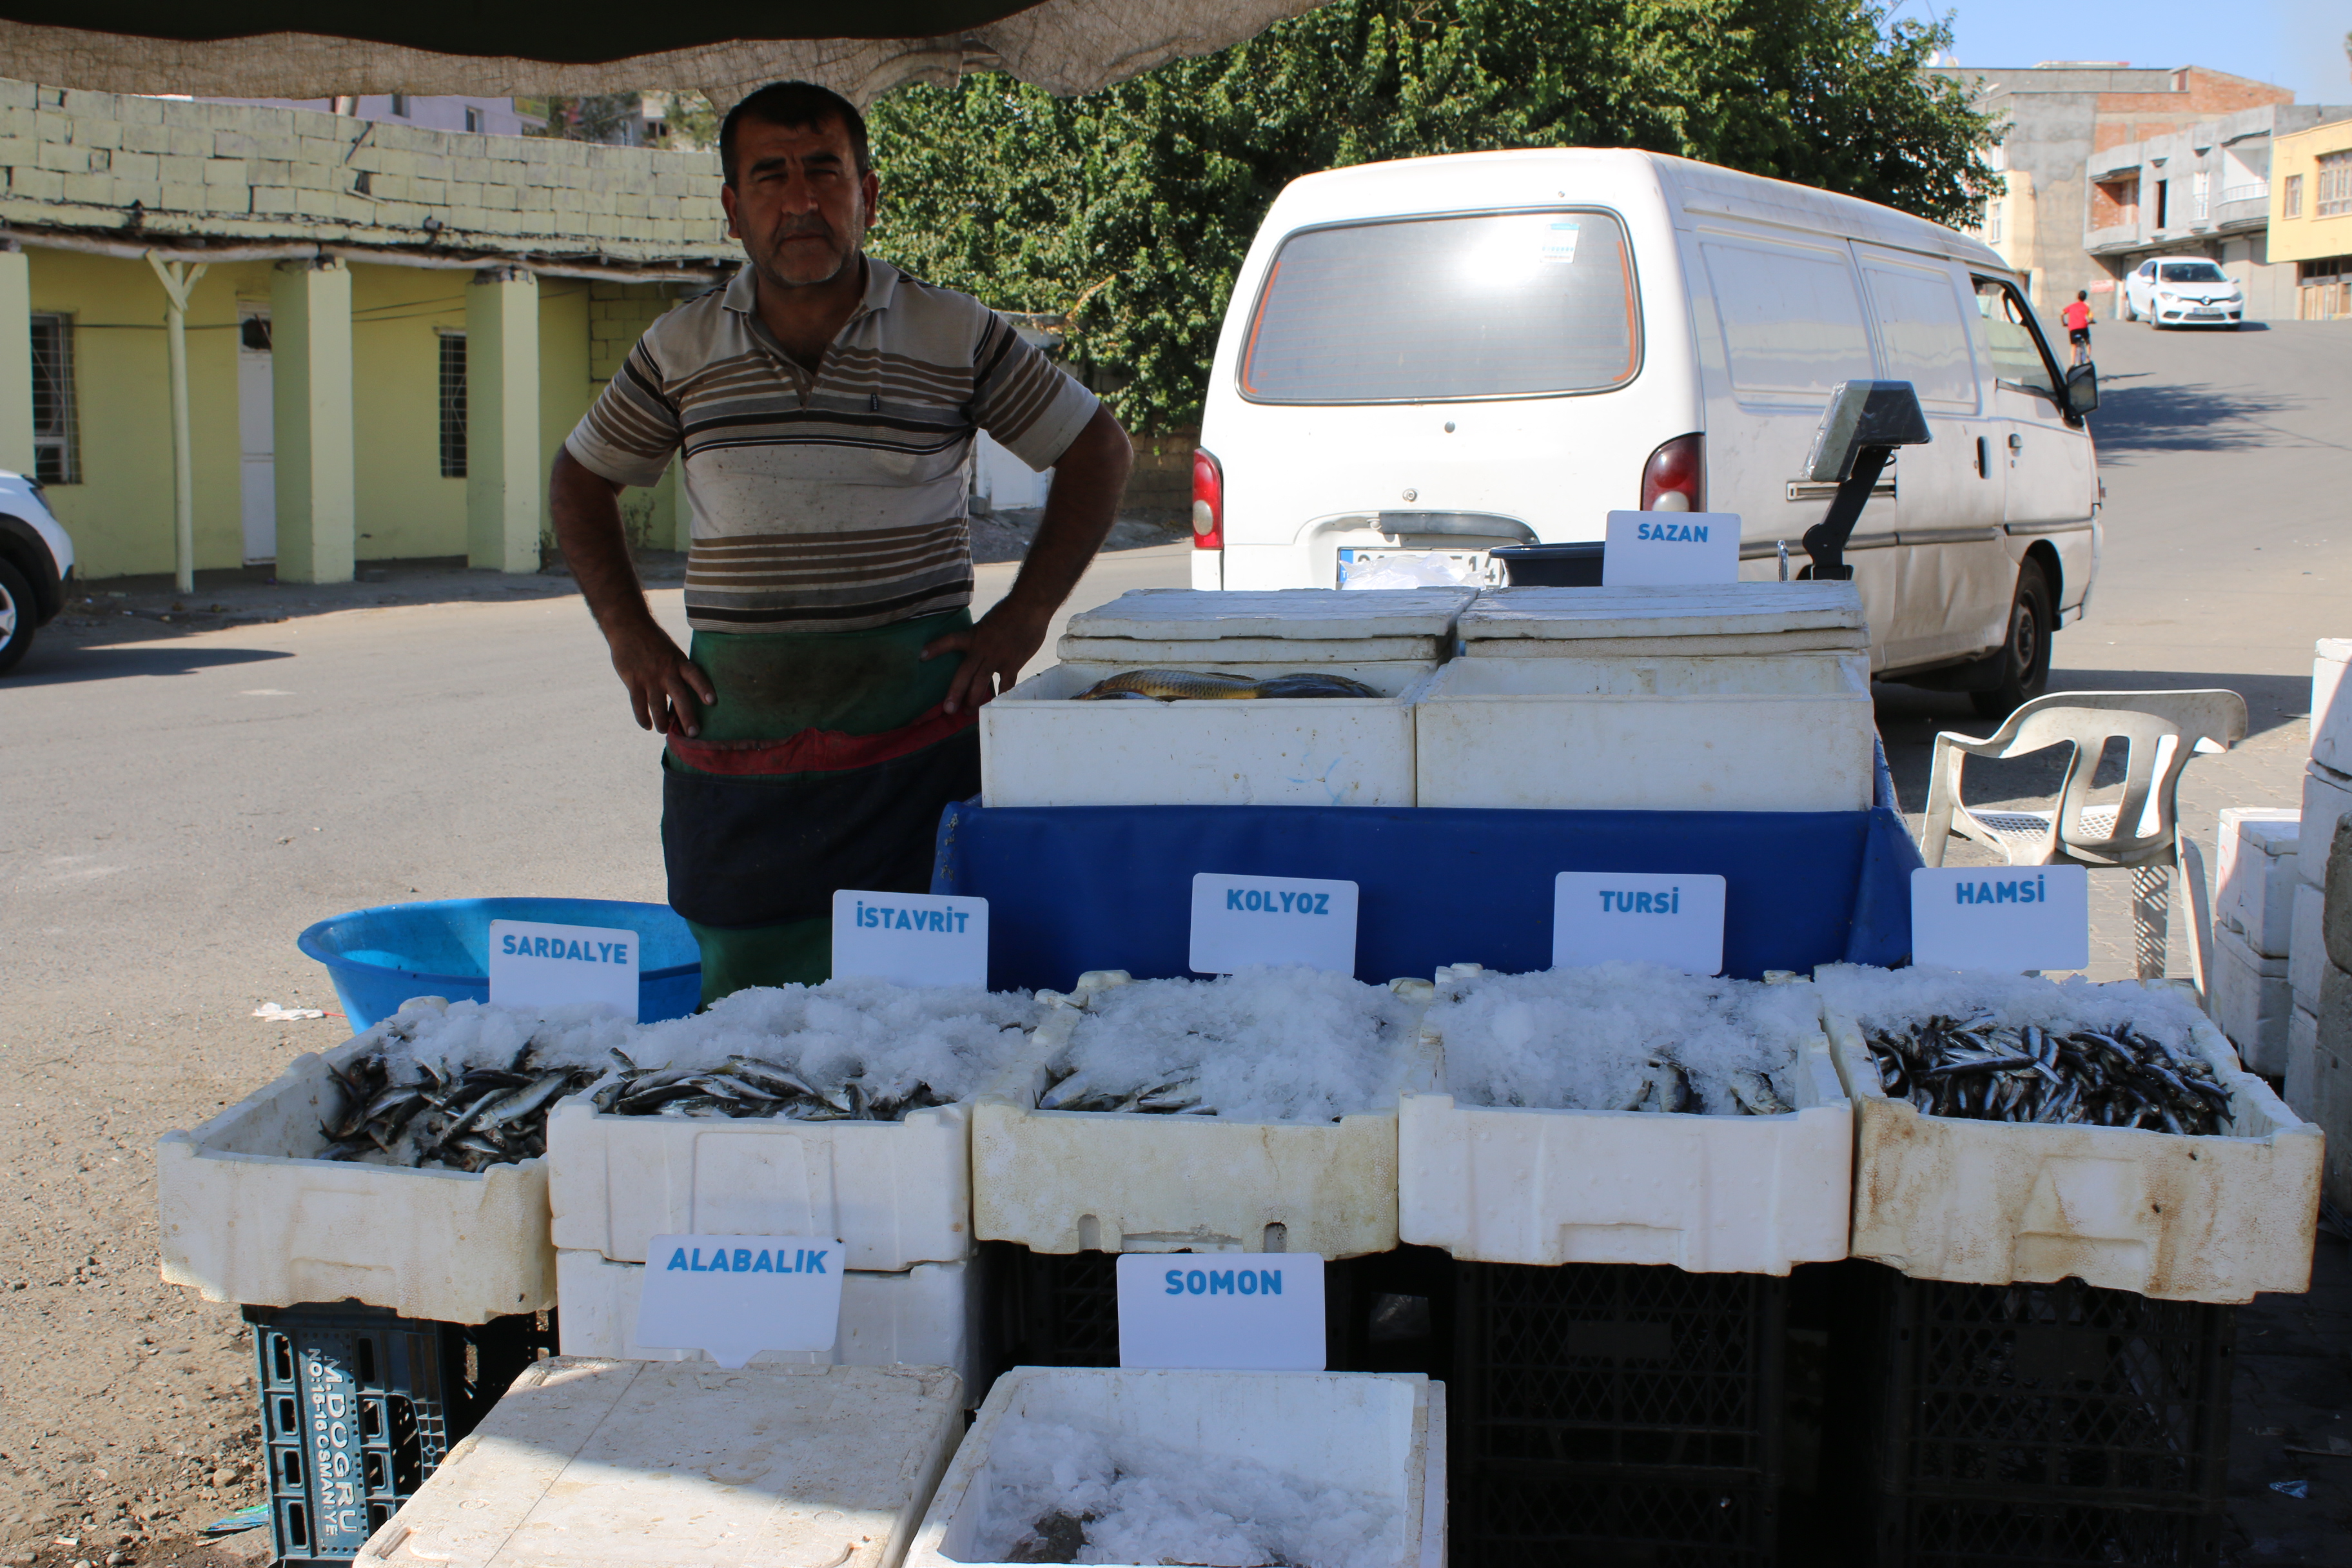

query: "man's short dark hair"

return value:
[720, 81, 870, 185]
[2077, 289, 2088, 300]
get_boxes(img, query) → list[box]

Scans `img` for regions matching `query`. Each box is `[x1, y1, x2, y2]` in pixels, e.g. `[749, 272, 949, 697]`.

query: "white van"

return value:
[1191, 148, 2101, 713]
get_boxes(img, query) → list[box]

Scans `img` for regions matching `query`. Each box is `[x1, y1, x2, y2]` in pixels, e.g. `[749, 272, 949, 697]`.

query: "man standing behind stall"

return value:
[551, 81, 1132, 1004]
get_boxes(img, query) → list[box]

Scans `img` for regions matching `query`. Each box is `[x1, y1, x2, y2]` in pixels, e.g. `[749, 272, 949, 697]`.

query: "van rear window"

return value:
[1238, 210, 1640, 402]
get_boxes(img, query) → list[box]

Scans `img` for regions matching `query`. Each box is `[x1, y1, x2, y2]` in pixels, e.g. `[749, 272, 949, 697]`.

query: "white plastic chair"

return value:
[1918, 690, 2249, 990]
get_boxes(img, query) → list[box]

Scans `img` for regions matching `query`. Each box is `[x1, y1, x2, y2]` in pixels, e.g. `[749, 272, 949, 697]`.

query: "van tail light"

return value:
[1191, 449, 1224, 550]
[1640, 433, 1704, 512]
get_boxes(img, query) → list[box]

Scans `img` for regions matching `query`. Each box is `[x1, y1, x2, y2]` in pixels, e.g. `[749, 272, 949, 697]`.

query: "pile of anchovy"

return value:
[1035, 1063, 1220, 1115]
[317, 1048, 599, 1171]
[588, 1048, 958, 1121]
[1864, 1012, 2233, 1133]
[1613, 1057, 1790, 1116]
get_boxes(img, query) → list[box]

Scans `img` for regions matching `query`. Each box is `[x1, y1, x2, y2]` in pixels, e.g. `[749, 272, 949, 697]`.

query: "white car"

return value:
[2123, 258, 2244, 328]
[0, 470, 75, 674]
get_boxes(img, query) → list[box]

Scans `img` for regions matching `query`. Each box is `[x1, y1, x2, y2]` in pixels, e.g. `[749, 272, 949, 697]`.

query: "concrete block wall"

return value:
[0, 79, 733, 266]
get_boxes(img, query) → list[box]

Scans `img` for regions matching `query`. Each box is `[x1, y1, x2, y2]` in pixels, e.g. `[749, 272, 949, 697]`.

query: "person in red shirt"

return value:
[2062, 291, 2093, 366]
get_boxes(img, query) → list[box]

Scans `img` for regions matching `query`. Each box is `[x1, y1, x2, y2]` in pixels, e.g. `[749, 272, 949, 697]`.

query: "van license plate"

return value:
[1337, 547, 1502, 589]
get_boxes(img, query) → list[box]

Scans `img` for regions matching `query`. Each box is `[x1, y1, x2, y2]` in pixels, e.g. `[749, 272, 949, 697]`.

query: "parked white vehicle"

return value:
[1191, 149, 2102, 714]
[2122, 257, 2244, 328]
[0, 469, 73, 674]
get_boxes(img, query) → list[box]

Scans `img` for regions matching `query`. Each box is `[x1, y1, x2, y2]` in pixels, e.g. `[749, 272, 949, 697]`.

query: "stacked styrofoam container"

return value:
[981, 587, 1475, 807]
[157, 1035, 556, 1323]
[2210, 807, 2300, 1075]
[1415, 583, 1876, 810]
[1823, 983, 2322, 1304]
[972, 977, 1438, 1260]
[545, 1086, 990, 1393]
[1397, 966, 1851, 1275]
[354, 1358, 966, 1568]
[2289, 639, 2352, 1116]
[905, 1367, 1445, 1568]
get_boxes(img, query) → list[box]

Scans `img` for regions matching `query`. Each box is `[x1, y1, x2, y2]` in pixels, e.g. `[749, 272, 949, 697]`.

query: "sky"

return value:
[1899, 0, 2352, 108]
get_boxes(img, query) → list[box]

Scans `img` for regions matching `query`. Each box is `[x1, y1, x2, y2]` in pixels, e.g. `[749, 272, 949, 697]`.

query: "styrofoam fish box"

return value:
[983, 659, 1431, 808]
[1413, 655, 1876, 812]
[1059, 585, 1476, 667]
[1824, 994, 2322, 1303]
[158, 1035, 553, 1324]
[904, 1367, 1444, 1568]
[2301, 759, 2352, 889]
[2211, 921, 2295, 1077]
[1455, 582, 1868, 657]
[545, 1098, 970, 1273]
[2311, 964, 2352, 1211]
[353, 1358, 963, 1568]
[2313, 638, 2351, 775]
[2216, 807, 2300, 957]
[2291, 880, 2327, 1014]
[971, 995, 1433, 1260]
[554, 1250, 988, 1399]
[1397, 983, 1851, 1273]
[2288, 1004, 2321, 1116]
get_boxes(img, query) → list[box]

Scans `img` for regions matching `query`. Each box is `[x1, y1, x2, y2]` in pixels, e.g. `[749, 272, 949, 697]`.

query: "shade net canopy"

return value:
[0, 0, 1321, 104]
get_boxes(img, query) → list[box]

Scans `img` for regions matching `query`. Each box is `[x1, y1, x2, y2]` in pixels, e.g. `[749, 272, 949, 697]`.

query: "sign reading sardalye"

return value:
[1190, 873, 1360, 975]
[832, 890, 988, 988]
[487, 919, 640, 1019]
[1910, 865, 2090, 973]
[1553, 871, 1728, 975]
[633, 1233, 846, 1369]
[1115, 1253, 1327, 1370]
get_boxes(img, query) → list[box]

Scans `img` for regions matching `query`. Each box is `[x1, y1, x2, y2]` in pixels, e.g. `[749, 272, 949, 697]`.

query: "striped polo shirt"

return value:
[564, 256, 1100, 633]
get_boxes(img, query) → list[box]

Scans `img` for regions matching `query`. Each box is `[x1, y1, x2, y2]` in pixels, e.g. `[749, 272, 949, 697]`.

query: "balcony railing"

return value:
[2220, 180, 2270, 204]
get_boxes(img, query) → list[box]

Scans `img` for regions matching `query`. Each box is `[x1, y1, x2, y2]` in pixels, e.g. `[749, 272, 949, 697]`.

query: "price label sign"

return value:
[634, 1233, 846, 1369]
[1190, 874, 1359, 975]
[832, 890, 989, 988]
[1553, 872, 1727, 975]
[1115, 1253, 1326, 1370]
[487, 919, 640, 1019]
[1602, 509, 1744, 586]
[1910, 866, 2090, 972]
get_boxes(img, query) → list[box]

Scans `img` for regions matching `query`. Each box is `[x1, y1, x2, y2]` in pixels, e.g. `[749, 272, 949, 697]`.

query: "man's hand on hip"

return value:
[609, 618, 718, 737]
[923, 599, 1052, 714]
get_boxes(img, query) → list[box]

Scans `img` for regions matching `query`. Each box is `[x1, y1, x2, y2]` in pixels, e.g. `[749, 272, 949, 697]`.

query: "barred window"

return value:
[438, 331, 467, 478]
[2319, 152, 2352, 218]
[30, 311, 78, 484]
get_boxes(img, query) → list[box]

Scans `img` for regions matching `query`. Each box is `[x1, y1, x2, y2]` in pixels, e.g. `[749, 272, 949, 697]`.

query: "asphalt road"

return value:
[0, 320, 2344, 1565]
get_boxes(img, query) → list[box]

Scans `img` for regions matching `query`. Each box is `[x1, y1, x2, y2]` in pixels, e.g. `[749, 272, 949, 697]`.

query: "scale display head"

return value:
[1803, 380, 1932, 483]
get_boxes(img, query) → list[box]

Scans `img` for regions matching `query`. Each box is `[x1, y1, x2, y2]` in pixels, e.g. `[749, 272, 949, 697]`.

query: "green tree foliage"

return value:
[868, 0, 2003, 433]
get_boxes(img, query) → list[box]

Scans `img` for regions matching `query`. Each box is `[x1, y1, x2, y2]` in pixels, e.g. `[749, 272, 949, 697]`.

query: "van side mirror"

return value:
[1800, 380, 1930, 582]
[2064, 362, 2099, 416]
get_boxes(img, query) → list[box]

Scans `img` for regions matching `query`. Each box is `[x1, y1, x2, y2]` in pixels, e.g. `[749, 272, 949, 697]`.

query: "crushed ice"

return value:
[1812, 964, 2211, 1057]
[1426, 962, 1821, 1114]
[970, 1413, 1400, 1568]
[1056, 968, 1426, 1122]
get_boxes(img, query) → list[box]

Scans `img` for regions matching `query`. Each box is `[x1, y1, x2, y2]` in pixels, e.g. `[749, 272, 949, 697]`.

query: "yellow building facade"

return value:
[0, 79, 731, 582]
[2268, 118, 2352, 320]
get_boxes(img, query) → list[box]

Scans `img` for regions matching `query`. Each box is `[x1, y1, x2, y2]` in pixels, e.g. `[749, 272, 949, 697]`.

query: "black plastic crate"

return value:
[1864, 1488, 2224, 1567]
[247, 1304, 553, 1565]
[1464, 1462, 1776, 1568]
[1451, 1262, 1788, 1567]
[1848, 1269, 2237, 1509]
[986, 1244, 1455, 1376]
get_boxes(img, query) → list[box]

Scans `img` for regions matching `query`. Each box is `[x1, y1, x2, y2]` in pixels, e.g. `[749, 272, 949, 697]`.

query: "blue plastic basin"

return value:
[297, 897, 701, 1030]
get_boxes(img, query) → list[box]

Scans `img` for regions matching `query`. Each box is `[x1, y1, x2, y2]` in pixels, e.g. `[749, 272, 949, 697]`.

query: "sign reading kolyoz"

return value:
[634, 1233, 845, 1369]
[1910, 866, 2090, 972]
[1115, 1253, 1326, 1370]
[832, 890, 988, 988]
[487, 919, 640, 1019]
[1553, 872, 1728, 975]
[1602, 509, 1744, 586]
[1190, 873, 1359, 976]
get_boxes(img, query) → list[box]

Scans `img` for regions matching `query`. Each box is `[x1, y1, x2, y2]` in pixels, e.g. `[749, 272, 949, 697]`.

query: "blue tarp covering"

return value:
[932, 801, 1921, 992]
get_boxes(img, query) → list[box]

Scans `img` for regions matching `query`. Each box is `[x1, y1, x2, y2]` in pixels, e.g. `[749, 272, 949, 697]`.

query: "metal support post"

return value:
[146, 251, 207, 594]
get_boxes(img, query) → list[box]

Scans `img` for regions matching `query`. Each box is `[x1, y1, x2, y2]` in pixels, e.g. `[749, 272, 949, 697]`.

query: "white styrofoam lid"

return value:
[1460, 583, 1865, 640]
[2317, 638, 2349, 663]
[1067, 587, 1478, 641]
[2225, 808, 2302, 854]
